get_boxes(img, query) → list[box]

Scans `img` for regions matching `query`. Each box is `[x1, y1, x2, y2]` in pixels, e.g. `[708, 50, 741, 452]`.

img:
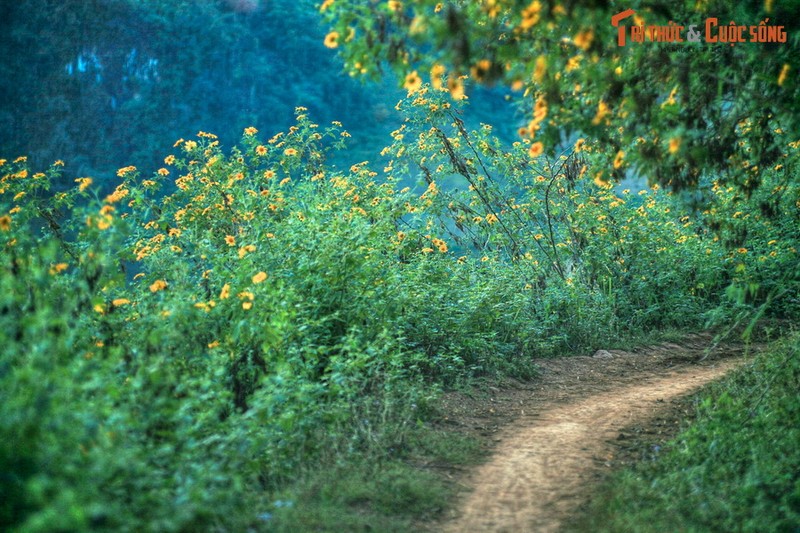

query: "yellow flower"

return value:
[208, 340, 220, 349]
[529, 142, 544, 157]
[613, 150, 625, 169]
[244, 126, 258, 135]
[388, 0, 402, 11]
[566, 55, 582, 72]
[481, 255, 489, 262]
[533, 55, 547, 83]
[470, 59, 492, 82]
[485, 213, 498, 225]
[264, 170, 276, 179]
[252, 271, 268, 284]
[574, 138, 585, 153]
[668, 137, 682, 154]
[520, 0, 542, 30]
[149, 279, 168, 292]
[778, 63, 790, 87]
[157, 168, 169, 176]
[593, 171, 608, 187]
[54, 160, 64, 166]
[48, 262, 68, 275]
[592, 100, 609, 125]
[75, 177, 93, 191]
[104, 185, 129, 204]
[220, 284, 231, 299]
[324, 31, 339, 48]
[225, 235, 236, 246]
[573, 29, 594, 51]
[238, 244, 256, 258]
[116, 165, 136, 177]
[421, 247, 434, 254]
[403, 70, 422, 92]
[320, 0, 335, 11]
[448, 76, 465, 100]
[238, 291, 254, 310]
[164, 155, 175, 165]
[13, 192, 25, 201]
[256, 145, 267, 156]
[431, 64, 446, 89]
[737, 247, 748, 254]
[284, 148, 298, 157]
[112, 298, 130, 306]
[96, 216, 112, 231]
[431, 238, 448, 253]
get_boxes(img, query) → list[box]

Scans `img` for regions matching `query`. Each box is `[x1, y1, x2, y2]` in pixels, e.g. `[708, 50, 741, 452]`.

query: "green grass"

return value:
[264, 427, 483, 532]
[576, 333, 800, 533]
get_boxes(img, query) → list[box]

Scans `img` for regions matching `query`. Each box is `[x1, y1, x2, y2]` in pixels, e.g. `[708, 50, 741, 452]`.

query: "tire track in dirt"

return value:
[438, 349, 745, 533]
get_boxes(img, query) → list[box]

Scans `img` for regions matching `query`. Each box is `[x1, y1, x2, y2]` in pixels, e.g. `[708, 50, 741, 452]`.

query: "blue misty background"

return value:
[0, 0, 517, 190]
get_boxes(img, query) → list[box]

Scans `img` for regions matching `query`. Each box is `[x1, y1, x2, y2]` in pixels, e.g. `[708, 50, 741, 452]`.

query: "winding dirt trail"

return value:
[432, 336, 751, 533]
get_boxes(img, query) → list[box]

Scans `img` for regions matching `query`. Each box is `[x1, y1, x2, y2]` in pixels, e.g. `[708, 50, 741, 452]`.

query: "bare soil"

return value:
[424, 333, 755, 533]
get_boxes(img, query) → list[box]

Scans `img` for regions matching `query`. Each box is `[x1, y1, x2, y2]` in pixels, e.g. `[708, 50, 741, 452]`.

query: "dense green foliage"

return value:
[580, 333, 800, 532]
[2, 88, 797, 530]
[323, 0, 800, 193]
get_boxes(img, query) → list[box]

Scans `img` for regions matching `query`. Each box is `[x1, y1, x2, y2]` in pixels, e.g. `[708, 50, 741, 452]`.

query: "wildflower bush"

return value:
[1, 91, 798, 530]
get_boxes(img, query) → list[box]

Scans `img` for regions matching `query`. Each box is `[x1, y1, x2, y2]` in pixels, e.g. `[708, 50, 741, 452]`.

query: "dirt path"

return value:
[432, 335, 752, 533]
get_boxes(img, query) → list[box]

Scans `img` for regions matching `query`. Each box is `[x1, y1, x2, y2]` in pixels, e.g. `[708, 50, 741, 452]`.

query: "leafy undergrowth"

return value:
[263, 428, 483, 532]
[1, 89, 798, 531]
[577, 332, 800, 533]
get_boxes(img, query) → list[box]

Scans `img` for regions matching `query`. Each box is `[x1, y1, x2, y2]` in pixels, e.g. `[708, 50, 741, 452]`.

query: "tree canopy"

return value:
[321, 0, 800, 196]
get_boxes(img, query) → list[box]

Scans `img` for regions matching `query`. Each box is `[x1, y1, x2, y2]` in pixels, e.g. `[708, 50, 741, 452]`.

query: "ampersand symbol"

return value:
[686, 24, 701, 42]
